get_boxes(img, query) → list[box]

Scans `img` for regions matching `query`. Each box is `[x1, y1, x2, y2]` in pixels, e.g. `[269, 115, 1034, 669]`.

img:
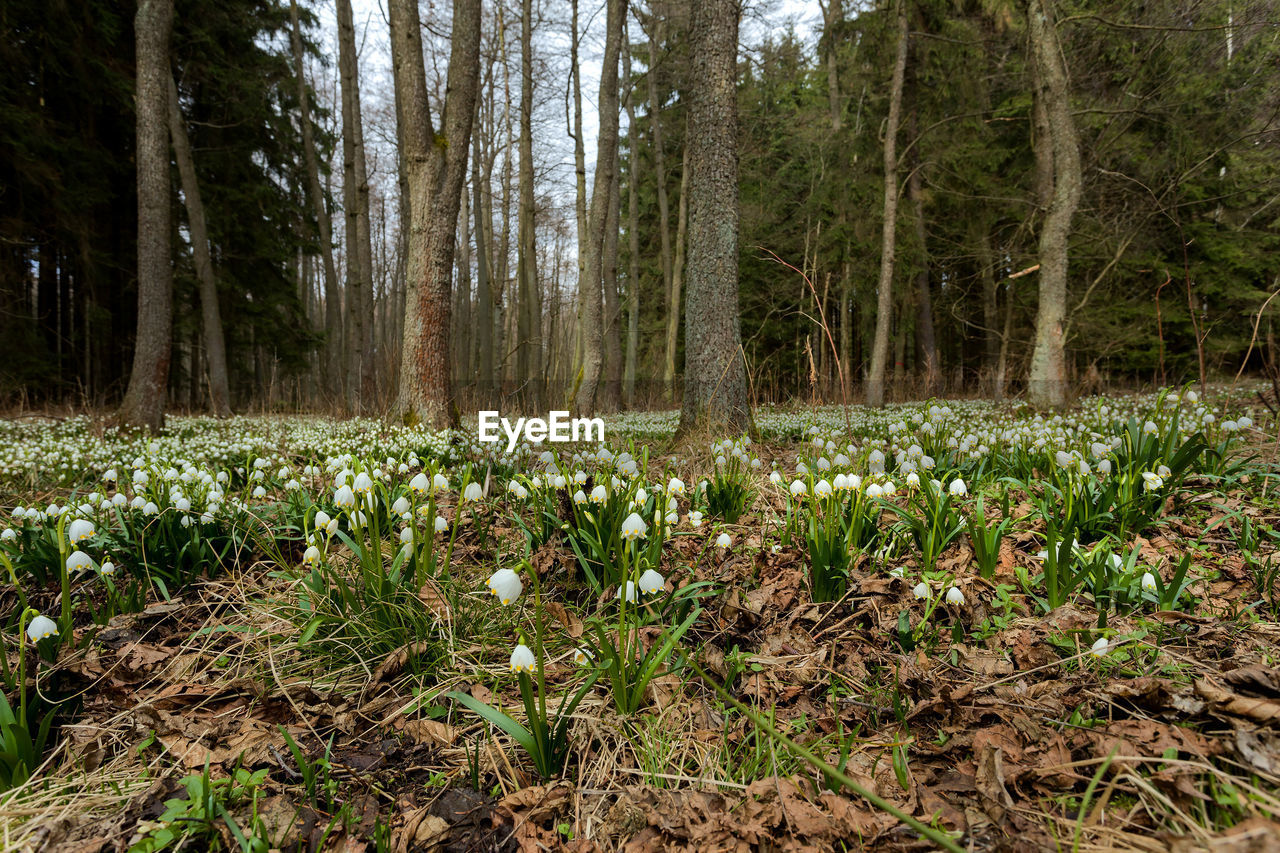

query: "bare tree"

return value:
[678, 0, 750, 433]
[388, 0, 482, 427]
[1026, 0, 1081, 408]
[516, 0, 540, 401]
[337, 0, 375, 410]
[574, 0, 625, 413]
[865, 0, 906, 407]
[622, 14, 640, 406]
[167, 75, 231, 417]
[647, 11, 677, 400]
[118, 0, 173, 431]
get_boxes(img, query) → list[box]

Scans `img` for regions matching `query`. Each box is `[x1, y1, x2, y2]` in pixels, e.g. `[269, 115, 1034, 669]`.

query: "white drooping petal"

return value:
[487, 569, 524, 605]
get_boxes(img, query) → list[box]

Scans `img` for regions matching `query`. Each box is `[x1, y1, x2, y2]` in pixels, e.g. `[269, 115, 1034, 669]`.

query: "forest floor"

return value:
[1, 390, 1279, 852]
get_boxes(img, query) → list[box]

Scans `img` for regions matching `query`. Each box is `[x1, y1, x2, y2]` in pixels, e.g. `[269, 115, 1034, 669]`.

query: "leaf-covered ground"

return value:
[3, 391, 1280, 852]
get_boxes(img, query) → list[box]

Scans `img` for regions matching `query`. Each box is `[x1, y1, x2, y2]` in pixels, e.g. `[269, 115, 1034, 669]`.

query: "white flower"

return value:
[392, 496, 411, 515]
[252, 485, 267, 498]
[399, 526, 414, 544]
[100, 560, 116, 576]
[142, 501, 159, 515]
[409, 473, 429, 493]
[573, 648, 595, 666]
[334, 485, 356, 508]
[463, 482, 484, 503]
[769, 470, 783, 485]
[509, 643, 536, 673]
[904, 472, 920, 488]
[689, 510, 704, 529]
[1090, 637, 1110, 657]
[948, 479, 967, 497]
[789, 479, 807, 498]
[68, 519, 96, 543]
[487, 569, 523, 604]
[303, 545, 322, 565]
[913, 582, 929, 599]
[66, 549, 93, 572]
[432, 473, 449, 491]
[434, 516, 448, 533]
[716, 532, 732, 549]
[1141, 472, 1163, 492]
[621, 512, 649, 541]
[617, 580, 638, 602]
[26, 614, 58, 642]
[573, 489, 587, 506]
[945, 587, 965, 606]
[353, 472, 374, 494]
[865, 483, 884, 499]
[668, 477, 685, 495]
[590, 484, 608, 504]
[814, 479, 832, 498]
[0, 529, 14, 541]
[638, 569, 665, 595]
[1140, 571, 1157, 593]
[1156, 464, 1171, 479]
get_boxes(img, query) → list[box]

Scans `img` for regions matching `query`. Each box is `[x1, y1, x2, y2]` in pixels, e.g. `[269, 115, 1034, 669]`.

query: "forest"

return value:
[3, 1, 1280, 852]
[3, 0, 1277, 420]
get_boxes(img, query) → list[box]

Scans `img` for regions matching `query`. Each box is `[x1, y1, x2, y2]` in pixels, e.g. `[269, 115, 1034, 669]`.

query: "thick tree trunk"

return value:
[516, 0, 540, 402]
[337, 0, 375, 411]
[167, 75, 231, 418]
[289, 0, 342, 400]
[388, 0, 481, 427]
[623, 18, 640, 407]
[678, 0, 750, 434]
[865, 0, 907, 407]
[118, 0, 173, 432]
[574, 0, 624, 413]
[1026, 0, 1081, 408]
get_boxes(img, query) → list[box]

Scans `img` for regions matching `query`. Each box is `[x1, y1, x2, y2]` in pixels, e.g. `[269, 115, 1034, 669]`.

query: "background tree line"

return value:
[1, 0, 1277, 424]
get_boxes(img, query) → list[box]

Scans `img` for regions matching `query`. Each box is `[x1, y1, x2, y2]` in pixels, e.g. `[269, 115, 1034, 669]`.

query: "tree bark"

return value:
[678, 0, 751, 433]
[388, 0, 481, 427]
[337, 0, 375, 411]
[516, 0, 540, 402]
[289, 0, 342, 400]
[669, 143, 689, 398]
[865, 0, 907, 407]
[167, 74, 231, 418]
[570, 0, 588, 375]
[472, 128, 493, 393]
[1026, 0, 1081, 408]
[574, 0, 625, 413]
[623, 16, 640, 407]
[118, 0, 173, 432]
[455, 179, 473, 383]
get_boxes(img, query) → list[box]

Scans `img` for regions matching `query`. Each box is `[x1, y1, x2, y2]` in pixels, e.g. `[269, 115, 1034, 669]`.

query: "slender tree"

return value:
[118, 0, 174, 431]
[289, 0, 342, 397]
[388, 0, 482, 426]
[649, 12, 677, 400]
[575, 0, 625, 413]
[516, 0, 540, 400]
[865, 0, 907, 407]
[167, 75, 231, 417]
[1026, 0, 1081, 408]
[622, 15, 641, 406]
[678, 0, 750, 433]
[337, 0, 374, 410]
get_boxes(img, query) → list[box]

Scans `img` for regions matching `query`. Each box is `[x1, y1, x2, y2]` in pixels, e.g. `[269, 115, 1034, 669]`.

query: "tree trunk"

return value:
[602, 158, 622, 409]
[472, 128, 493, 394]
[678, 0, 751, 434]
[516, 0, 540, 402]
[865, 0, 907, 408]
[118, 0, 173, 432]
[337, 0, 375, 411]
[455, 180, 473, 383]
[574, 0, 624, 413]
[668, 143, 689, 399]
[623, 17, 640, 407]
[907, 132, 939, 396]
[289, 0, 342, 401]
[650, 17, 677, 399]
[1026, 0, 1081, 408]
[977, 226, 1001, 397]
[388, 0, 481, 427]
[570, 0, 588, 377]
[167, 75, 231, 418]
